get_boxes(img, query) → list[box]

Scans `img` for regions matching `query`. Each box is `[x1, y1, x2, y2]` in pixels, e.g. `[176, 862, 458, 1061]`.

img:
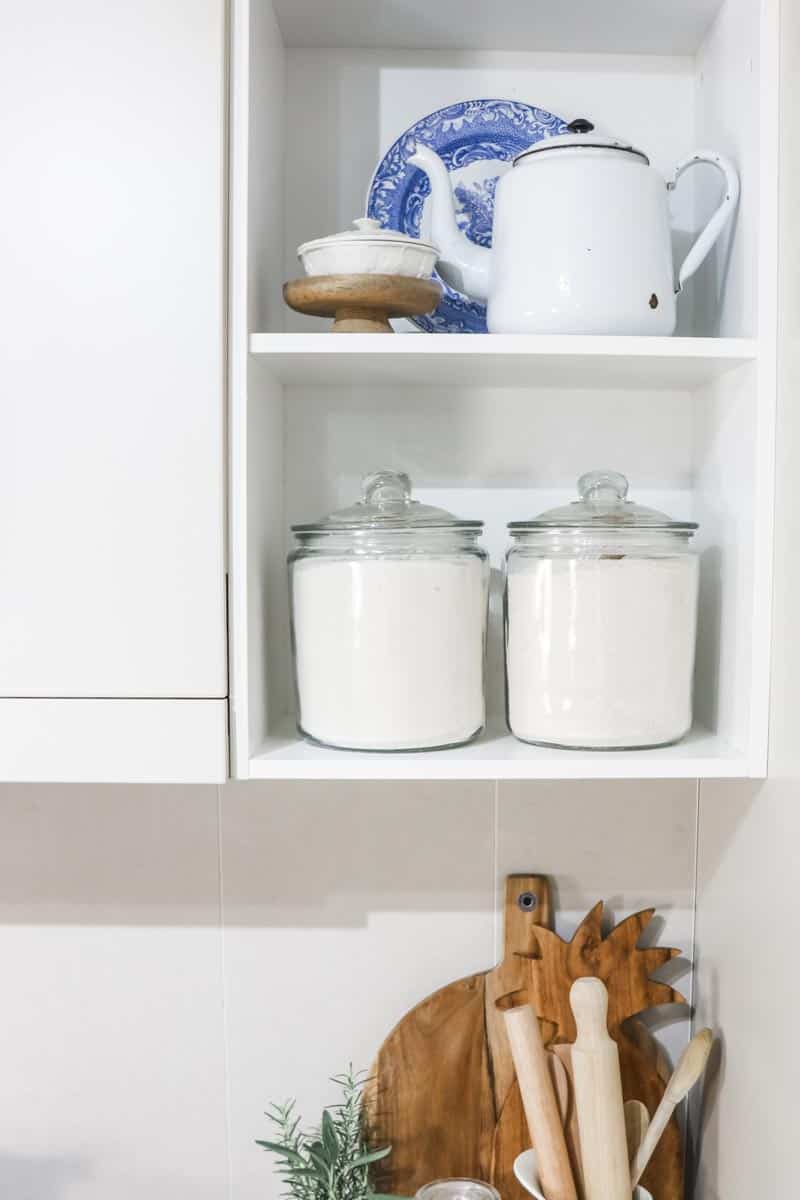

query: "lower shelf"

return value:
[248, 719, 755, 781]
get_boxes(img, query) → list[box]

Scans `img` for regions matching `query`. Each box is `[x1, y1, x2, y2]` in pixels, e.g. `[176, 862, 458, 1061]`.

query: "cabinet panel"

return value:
[0, 699, 228, 783]
[0, 0, 227, 698]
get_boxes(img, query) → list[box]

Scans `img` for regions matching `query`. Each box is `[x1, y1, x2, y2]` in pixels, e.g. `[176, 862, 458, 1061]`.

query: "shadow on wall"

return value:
[0, 1153, 87, 1199]
[0, 778, 699, 928]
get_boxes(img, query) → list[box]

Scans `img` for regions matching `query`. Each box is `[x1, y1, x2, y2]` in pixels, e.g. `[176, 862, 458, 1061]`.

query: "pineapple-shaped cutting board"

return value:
[366, 875, 685, 1200]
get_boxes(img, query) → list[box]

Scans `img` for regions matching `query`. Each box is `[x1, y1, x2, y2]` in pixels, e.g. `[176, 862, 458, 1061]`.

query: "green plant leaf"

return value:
[255, 1141, 307, 1165]
[322, 1110, 340, 1158]
[345, 1147, 392, 1172]
[308, 1149, 333, 1179]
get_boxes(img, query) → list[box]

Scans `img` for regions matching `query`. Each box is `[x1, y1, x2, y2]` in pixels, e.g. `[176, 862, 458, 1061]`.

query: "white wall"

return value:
[0, 780, 696, 1200]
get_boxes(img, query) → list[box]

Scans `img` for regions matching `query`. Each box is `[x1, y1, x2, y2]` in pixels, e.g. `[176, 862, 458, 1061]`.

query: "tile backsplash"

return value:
[0, 780, 697, 1200]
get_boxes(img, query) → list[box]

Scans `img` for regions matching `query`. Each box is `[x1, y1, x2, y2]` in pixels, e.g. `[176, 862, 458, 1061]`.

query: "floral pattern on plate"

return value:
[367, 99, 567, 333]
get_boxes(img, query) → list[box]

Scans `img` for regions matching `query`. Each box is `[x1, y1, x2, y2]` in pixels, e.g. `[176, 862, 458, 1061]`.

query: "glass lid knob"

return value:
[361, 469, 412, 508]
[578, 469, 629, 507]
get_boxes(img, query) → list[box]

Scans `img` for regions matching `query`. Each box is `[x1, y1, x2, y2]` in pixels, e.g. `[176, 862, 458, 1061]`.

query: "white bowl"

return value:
[513, 1149, 653, 1200]
[298, 217, 439, 279]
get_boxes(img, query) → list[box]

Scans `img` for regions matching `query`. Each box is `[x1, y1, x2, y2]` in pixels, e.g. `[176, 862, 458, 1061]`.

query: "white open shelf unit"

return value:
[229, 0, 778, 780]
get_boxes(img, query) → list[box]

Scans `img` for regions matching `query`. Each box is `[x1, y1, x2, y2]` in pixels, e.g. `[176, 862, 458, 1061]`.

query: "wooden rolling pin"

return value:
[569, 979, 630, 1200]
[503, 1004, 578, 1200]
[631, 1028, 714, 1189]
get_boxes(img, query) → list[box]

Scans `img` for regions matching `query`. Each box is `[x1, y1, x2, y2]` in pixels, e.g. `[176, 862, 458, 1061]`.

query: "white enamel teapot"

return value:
[409, 117, 739, 335]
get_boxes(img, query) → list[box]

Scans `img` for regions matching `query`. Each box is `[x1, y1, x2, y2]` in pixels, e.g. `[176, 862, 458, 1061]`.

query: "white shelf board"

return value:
[271, 0, 722, 56]
[248, 720, 754, 781]
[250, 334, 757, 391]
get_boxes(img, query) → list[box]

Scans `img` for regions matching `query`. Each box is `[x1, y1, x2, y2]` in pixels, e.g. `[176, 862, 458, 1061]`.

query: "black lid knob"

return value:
[567, 118, 595, 134]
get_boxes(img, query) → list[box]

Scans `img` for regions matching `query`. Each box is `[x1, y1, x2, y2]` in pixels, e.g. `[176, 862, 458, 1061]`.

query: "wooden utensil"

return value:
[502, 902, 685, 1200]
[503, 1003, 577, 1200]
[547, 1050, 571, 1122]
[491, 1047, 585, 1200]
[550, 1045, 584, 1197]
[283, 274, 441, 332]
[569, 978, 631, 1200]
[631, 1028, 714, 1188]
[624, 1101, 650, 1165]
[366, 878, 684, 1200]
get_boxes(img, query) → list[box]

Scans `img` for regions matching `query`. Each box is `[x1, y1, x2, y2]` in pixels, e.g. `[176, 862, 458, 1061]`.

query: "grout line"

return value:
[683, 782, 703, 1200]
[216, 782, 234, 1200]
[492, 780, 500, 961]
[688, 777, 701, 1031]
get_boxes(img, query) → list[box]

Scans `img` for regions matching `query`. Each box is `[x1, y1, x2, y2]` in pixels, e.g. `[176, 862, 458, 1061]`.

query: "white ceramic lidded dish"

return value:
[298, 217, 439, 278]
[288, 470, 489, 752]
[504, 470, 699, 750]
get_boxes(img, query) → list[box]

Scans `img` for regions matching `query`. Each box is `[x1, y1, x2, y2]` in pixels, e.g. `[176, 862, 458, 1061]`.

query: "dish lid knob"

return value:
[352, 217, 383, 233]
[566, 117, 595, 134]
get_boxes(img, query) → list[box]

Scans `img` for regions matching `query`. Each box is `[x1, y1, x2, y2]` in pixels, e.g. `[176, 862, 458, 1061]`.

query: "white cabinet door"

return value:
[0, 0, 227, 700]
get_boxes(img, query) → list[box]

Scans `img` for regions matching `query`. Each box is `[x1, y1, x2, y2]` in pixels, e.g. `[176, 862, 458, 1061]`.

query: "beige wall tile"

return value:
[497, 780, 698, 1067]
[220, 780, 494, 1200]
[0, 784, 228, 1200]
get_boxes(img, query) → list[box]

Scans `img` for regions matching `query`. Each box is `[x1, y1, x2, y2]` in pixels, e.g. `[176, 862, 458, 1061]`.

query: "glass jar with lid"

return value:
[289, 470, 489, 751]
[504, 470, 699, 750]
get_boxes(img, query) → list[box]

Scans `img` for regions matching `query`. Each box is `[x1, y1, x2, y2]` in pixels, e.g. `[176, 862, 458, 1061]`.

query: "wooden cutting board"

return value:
[366, 875, 686, 1200]
[366, 875, 551, 1198]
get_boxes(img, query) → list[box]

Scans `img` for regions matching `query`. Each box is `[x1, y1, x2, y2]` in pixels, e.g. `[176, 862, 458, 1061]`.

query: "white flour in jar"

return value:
[506, 555, 699, 748]
[292, 556, 487, 750]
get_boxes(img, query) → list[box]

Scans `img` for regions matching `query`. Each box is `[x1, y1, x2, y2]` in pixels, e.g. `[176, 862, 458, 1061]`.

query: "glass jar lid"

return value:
[508, 470, 698, 534]
[291, 470, 483, 533]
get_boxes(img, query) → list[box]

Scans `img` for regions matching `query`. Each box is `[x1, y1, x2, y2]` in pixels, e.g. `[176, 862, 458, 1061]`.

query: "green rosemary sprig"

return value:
[257, 1066, 393, 1200]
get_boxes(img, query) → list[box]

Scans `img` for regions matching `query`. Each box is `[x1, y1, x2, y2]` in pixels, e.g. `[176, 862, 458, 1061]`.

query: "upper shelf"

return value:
[250, 334, 757, 391]
[271, 0, 723, 55]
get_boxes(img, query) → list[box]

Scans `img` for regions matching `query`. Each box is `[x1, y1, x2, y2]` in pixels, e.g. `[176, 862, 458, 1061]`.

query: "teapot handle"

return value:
[670, 151, 740, 292]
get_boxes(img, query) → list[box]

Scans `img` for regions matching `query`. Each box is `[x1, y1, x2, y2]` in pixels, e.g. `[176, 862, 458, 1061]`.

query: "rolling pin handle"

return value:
[570, 977, 610, 1047]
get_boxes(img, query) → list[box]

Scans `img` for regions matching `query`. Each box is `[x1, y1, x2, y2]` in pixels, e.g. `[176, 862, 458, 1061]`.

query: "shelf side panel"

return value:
[229, 0, 287, 775]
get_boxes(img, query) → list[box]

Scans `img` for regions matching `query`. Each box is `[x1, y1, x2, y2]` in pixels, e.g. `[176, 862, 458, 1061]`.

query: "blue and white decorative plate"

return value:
[367, 99, 567, 333]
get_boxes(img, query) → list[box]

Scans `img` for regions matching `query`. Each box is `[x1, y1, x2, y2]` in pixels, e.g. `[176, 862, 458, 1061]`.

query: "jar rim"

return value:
[507, 522, 698, 535]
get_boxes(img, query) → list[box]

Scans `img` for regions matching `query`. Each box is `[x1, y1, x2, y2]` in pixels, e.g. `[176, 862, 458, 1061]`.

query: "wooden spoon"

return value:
[631, 1029, 714, 1188]
[624, 1101, 650, 1165]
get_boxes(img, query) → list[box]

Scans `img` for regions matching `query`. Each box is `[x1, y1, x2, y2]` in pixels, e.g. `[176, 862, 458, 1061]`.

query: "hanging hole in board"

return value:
[517, 891, 538, 911]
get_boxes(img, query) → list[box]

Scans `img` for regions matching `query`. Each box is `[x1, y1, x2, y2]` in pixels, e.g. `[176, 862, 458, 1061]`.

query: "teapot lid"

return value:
[514, 118, 649, 166]
[508, 470, 698, 533]
[292, 470, 483, 533]
[298, 217, 438, 258]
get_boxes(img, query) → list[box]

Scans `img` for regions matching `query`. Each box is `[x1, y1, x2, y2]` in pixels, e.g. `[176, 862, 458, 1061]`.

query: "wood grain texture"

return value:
[490, 1045, 584, 1200]
[630, 1028, 713, 1189]
[550, 1045, 585, 1199]
[624, 1100, 651, 1165]
[366, 875, 550, 1197]
[367, 882, 685, 1200]
[569, 979, 631, 1200]
[503, 1005, 577, 1200]
[283, 275, 442, 332]
[504, 903, 686, 1200]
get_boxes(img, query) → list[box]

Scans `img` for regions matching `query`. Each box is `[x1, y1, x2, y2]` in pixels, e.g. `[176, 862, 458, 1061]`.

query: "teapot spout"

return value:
[409, 143, 491, 303]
